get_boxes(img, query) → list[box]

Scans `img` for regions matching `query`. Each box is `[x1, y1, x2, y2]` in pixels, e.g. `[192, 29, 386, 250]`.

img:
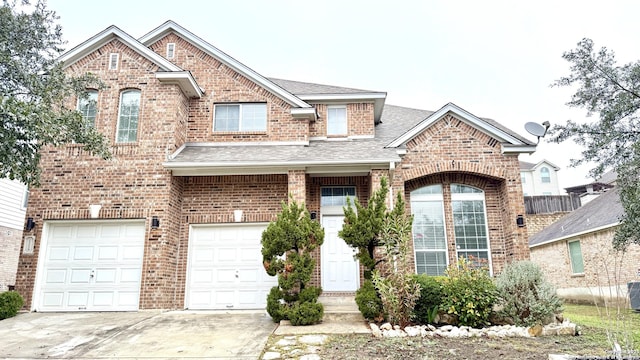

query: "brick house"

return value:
[14, 21, 535, 312]
[530, 188, 640, 305]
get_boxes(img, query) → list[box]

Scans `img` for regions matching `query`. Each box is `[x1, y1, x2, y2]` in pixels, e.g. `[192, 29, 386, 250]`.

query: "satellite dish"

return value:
[525, 122, 547, 137]
[524, 121, 550, 144]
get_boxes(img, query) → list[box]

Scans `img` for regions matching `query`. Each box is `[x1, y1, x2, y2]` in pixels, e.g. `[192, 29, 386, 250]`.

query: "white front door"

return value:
[321, 215, 359, 292]
[37, 221, 145, 312]
[186, 224, 277, 310]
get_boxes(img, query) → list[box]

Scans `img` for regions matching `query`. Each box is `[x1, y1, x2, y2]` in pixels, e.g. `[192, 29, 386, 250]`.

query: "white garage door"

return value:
[37, 221, 145, 312]
[186, 224, 277, 310]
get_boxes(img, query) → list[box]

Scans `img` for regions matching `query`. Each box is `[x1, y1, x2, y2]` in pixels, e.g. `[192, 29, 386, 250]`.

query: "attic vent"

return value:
[109, 53, 119, 70]
[166, 43, 175, 59]
[487, 138, 498, 147]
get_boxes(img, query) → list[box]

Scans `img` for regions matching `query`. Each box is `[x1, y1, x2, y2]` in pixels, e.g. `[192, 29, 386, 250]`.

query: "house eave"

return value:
[529, 222, 620, 248]
[139, 21, 312, 109]
[291, 108, 318, 120]
[501, 144, 537, 154]
[163, 159, 392, 176]
[59, 26, 181, 72]
[156, 71, 203, 98]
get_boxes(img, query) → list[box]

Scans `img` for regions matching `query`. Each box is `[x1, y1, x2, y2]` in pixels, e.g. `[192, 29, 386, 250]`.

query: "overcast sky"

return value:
[46, 0, 640, 189]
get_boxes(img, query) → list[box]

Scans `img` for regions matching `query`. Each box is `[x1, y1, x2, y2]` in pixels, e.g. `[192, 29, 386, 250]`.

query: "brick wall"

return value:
[0, 225, 22, 292]
[149, 34, 310, 143]
[310, 103, 376, 138]
[530, 226, 640, 303]
[397, 114, 528, 275]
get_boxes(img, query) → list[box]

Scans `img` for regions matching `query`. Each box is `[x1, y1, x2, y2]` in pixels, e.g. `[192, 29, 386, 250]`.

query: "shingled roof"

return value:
[529, 188, 623, 248]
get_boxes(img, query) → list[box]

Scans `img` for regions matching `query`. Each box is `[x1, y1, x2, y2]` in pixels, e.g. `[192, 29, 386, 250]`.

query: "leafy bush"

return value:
[440, 257, 497, 328]
[413, 274, 444, 324]
[262, 199, 325, 325]
[0, 291, 24, 320]
[371, 193, 421, 327]
[288, 301, 324, 326]
[355, 280, 383, 320]
[495, 261, 563, 326]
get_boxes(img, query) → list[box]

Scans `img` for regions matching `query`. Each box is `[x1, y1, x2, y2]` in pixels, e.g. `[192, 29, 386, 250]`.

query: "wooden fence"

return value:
[524, 194, 581, 214]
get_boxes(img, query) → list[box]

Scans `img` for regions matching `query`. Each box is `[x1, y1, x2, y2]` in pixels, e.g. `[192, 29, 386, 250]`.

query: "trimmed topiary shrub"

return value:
[440, 257, 497, 328]
[355, 279, 383, 320]
[0, 291, 24, 320]
[262, 198, 325, 325]
[495, 260, 563, 326]
[288, 301, 324, 326]
[412, 274, 444, 325]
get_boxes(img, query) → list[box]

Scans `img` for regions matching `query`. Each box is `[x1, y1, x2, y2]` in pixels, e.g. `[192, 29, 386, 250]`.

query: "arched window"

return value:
[410, 184, 491, 276]
[540, 167, 551, 183]
[411, 185, 448, 276]
[116, 90, 141, 143]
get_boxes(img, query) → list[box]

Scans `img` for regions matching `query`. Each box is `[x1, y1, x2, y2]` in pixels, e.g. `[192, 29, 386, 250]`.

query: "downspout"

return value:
[389, 161, 395, 209]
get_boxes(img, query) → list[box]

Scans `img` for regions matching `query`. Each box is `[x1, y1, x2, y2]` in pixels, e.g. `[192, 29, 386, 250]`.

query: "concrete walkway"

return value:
[0, 310, 277, 359]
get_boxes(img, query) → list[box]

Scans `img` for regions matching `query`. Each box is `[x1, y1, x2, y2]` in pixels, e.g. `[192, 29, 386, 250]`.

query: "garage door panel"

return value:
[45, 269, 67, 284]
[186, 224, 277, 310]
[38, 222, 144, 312]
[70, 269, 91, 283]
[48, 247, 70, 261]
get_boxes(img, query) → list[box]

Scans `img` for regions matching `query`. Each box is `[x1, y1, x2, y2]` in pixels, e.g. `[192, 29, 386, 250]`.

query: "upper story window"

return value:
[214, 103, 267, 132]
[109, 53, 119, 70]
[540, 167, 551, 183]
[166, 43, 175, 59]
[116, 90, 141, 143]
[327, 106, 347, 136]
[77, 90, 98, 127]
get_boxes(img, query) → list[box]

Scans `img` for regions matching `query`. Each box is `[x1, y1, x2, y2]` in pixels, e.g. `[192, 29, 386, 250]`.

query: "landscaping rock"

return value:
[370, 323, 382, 337]
[262, 351, 281, 360]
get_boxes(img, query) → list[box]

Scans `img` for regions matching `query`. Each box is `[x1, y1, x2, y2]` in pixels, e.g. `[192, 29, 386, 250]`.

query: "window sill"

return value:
[212, 131, 267, 135]
[570, 273, 585, 278]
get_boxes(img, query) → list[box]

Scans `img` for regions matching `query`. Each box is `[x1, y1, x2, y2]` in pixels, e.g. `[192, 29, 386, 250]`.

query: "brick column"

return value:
[287, 169, 306, 205]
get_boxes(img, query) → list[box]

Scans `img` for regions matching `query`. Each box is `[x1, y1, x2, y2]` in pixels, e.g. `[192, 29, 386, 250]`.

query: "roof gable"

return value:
[386, 103, 536, 154]
[59, 25, 203, 98]
[139, 21, 312, 111]
[520, 159, 560, 172]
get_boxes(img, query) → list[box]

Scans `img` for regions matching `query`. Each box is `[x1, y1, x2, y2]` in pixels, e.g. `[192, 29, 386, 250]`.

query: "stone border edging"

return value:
[370, 320, 578, 338]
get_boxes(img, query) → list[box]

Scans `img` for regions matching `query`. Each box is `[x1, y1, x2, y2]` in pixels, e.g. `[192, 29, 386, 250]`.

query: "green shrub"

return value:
[413, 274, 444, 324]
[288, 301, 324, 326]
[495, 261, 563, 326]
[440, 257, 497, 328]
[262, 199, 324, 325]
[355, 279, 383, 320]
[0, 291, 24, 320]
[371, 193, 421, 327]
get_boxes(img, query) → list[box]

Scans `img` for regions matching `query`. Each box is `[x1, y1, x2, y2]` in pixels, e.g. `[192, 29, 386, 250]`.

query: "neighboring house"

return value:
[564, 170, 616, 205]
[519, 160, 561, 196]
[15, 21, 535, 312]
[0, 178, 29, 291]
[529, 188, 640, 305]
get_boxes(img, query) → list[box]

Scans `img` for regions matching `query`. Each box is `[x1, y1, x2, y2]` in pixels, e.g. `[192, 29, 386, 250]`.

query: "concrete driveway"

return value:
[0, 310, 277, 359]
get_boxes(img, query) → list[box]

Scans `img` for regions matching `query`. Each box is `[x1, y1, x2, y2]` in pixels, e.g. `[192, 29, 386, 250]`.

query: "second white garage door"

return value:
[186, 224, 277, 310]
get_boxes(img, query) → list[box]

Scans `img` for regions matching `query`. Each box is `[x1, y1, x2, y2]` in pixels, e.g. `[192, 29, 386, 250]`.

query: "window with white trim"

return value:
[540, 167, 551, 183]
[411, 183, 491, 276]
[520, 173, 526, 184]
[166, 43, 175, 59]
[411, 185, 448, 276]
[451, 184, 490, 270]
[321, 187, 356, 206]
[214, 103, 267, 132]
[77, 90, 98, 127]
[116, 90, 141, 143]
[568, 240, 584, 274]
[109, 53, 119, 70]
[21, 188, 29, 209]
[327, 106, 347, 135]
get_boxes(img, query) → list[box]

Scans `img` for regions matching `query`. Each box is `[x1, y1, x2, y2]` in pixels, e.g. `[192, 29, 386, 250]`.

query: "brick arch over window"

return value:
[402, 161, 509, 183]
